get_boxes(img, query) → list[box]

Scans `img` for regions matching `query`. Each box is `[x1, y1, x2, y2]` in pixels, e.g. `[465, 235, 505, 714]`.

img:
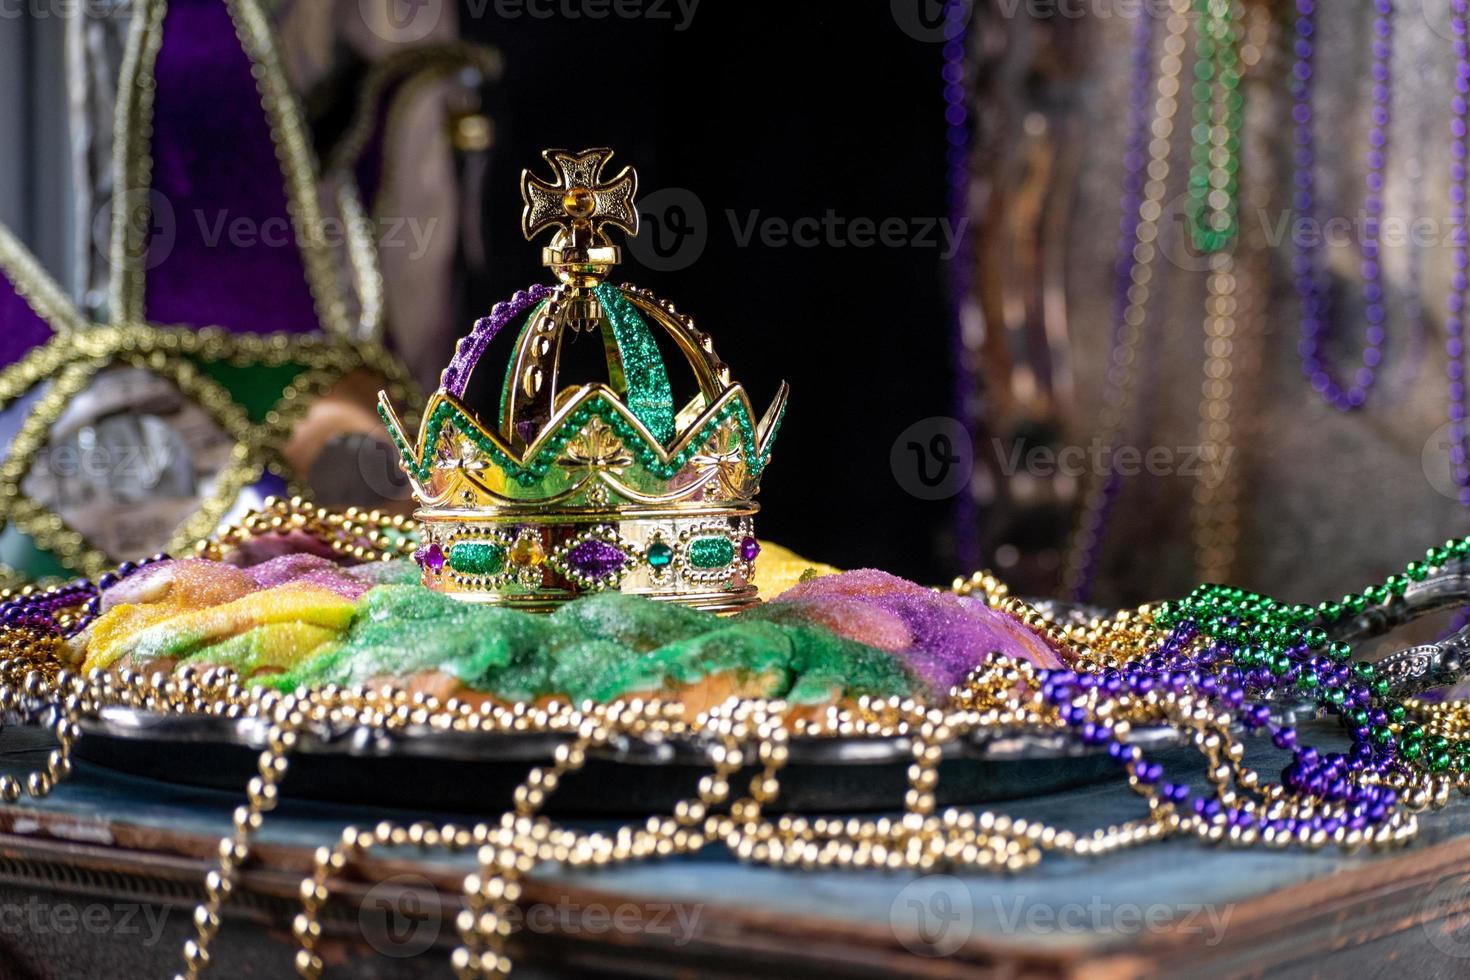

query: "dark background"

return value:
[454, 1, 957, 583]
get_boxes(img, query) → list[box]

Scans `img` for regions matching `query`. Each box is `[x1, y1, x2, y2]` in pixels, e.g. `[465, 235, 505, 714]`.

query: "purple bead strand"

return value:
[1070, 12, 1156, 602]
[944, 0, 979, 570]
[0, 553, 169, 639]
[1449, 1, 1470, 504]
[1036, 612, 1400, 837]
[1293, 0, 1392, 411]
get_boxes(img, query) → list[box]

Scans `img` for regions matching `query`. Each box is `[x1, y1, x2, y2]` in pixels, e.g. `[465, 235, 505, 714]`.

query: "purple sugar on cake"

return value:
[245, 554, 374, 600]
[769, 569, 1064, 694]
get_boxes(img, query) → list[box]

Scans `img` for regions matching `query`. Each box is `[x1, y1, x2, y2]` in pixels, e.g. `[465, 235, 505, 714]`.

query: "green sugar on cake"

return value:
[254, 584, 920, 706]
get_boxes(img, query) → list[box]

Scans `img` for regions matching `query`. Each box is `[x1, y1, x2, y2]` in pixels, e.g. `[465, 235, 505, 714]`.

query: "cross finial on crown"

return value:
[520, 148, 639, 243]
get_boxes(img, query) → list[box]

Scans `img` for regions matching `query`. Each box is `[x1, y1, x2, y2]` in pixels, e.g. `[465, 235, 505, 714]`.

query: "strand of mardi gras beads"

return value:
[1293, 0, 1395, 410]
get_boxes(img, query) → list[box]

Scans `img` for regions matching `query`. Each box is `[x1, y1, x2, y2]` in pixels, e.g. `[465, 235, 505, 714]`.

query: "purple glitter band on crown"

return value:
[441, 284, 554, 398]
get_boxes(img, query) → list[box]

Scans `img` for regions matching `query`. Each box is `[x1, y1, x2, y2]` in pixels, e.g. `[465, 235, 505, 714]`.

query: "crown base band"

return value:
[413, 510, 762, 611]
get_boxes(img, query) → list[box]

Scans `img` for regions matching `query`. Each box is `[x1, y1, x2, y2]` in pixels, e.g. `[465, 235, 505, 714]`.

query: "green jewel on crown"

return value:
[378, 149, 788, 611]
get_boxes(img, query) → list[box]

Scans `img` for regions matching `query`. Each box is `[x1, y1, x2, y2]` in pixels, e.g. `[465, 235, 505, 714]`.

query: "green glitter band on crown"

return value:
[597, 283, 676, 444]
[379, 385, 780, 492]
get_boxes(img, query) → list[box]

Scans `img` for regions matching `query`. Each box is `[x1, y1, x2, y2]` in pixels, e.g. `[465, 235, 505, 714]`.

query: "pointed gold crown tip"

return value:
[521, 148, 639, 286]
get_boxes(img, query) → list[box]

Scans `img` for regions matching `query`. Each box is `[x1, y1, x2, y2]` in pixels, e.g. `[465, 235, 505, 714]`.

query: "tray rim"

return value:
[64, 704, 1202, 768]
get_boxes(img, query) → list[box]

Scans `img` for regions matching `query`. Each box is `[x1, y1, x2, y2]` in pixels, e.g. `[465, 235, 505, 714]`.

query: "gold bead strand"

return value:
[1191, 0, 1255, 583]
[1194, 249, 1240, 581]
[176, 719, 298, 980]
[1063, 0, 1193, 597]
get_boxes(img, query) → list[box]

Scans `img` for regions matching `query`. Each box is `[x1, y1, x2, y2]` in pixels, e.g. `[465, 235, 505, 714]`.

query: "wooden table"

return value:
[1, 723, 1469, 979]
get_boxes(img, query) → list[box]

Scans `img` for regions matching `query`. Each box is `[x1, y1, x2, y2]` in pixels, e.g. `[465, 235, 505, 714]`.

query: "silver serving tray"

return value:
[35, 572, 1470, 813]
[67, 704, 1203, 813]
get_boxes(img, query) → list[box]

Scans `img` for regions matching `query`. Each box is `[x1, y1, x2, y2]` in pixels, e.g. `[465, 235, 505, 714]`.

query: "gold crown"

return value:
[379, 149, 788, 611]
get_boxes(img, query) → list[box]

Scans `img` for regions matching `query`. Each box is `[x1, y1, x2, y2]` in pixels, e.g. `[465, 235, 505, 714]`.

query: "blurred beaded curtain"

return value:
[956, 0, 1469, 606]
